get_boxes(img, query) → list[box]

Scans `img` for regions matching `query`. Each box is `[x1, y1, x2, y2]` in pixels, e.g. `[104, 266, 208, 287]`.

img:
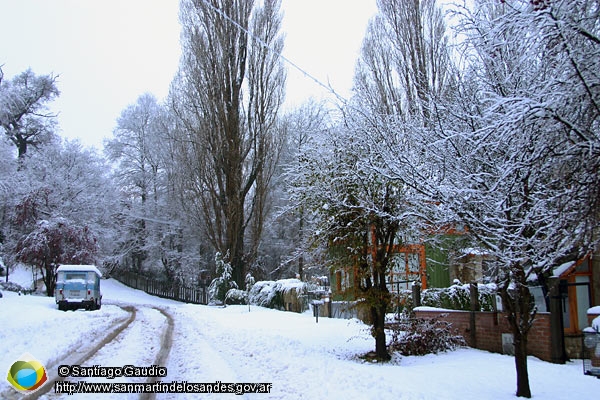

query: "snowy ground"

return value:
[0, 270, 598, 399]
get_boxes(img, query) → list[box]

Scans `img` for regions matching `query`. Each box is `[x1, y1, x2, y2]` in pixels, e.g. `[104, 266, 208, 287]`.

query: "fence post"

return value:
[470, 282, 479, 348]
[412, 282, 421, 308]
[548, 277, 567, 364]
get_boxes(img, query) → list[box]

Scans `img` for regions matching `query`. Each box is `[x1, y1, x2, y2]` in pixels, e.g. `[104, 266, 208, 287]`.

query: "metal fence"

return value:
[583, 329, 600, 377]
[112, 270, 208, 305]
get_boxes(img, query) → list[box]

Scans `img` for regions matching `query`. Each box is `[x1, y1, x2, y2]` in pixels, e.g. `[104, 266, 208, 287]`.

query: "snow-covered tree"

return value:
[15, 217, 98, 296]
[296, 0, 451, 361]
[419, 1, 600, 397]
[105, 93, 189, 279]
[208, 252, 238, 304]
[0, 68, 59, 158]
[0, 137, 17, 263]
[31, 140, 115, 228]
[3, 139, 115, 280]
[276, 99, 332, 281]
[349, 2, 598, 393]
[287, 112, 425, 360]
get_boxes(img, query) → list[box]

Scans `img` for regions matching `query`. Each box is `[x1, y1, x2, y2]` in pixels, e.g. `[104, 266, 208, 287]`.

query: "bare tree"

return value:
[354, 0, 450, 123]
[245, 0, 286, 269]
[172, 0, 285, 287]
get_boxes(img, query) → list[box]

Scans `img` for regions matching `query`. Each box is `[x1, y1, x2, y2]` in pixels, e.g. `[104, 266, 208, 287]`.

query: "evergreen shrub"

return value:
[388, 315, 466, 356]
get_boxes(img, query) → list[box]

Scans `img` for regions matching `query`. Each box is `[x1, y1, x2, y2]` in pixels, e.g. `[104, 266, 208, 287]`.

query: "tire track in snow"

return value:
[2, 305, 135, 400]
[155, 307, 240, 400]
[140, 306, 174, 400]
[15, 305, 174, 400]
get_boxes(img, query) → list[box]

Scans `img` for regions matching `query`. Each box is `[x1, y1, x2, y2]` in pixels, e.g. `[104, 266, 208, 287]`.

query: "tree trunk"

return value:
[298, 207, 304, 281]
[500, 266, 534, 398]
[228, 213, 245, 289]
[360, 223, 396, 361]
[42, 263, 56, 297]
[370, 300, 391, 360]
[17, 137, 27, 159]
[514, 330, 531, 398]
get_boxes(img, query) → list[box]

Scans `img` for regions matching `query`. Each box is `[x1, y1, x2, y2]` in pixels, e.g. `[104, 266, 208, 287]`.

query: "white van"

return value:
[55, 265, 102, 311]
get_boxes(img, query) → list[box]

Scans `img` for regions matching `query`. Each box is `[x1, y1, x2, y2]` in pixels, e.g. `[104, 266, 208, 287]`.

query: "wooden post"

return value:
[491, 292, 499, 326]
[412, 282, 421, 308]
[470, 282, 479, 348]
[548, 277, 567, 364]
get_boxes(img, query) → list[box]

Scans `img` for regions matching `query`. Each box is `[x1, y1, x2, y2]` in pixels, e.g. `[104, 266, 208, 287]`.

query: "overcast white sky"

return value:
[0, 0, 376, 150]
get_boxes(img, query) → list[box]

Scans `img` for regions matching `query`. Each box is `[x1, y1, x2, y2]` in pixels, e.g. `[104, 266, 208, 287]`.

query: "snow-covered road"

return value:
[1, 277, 598, 399]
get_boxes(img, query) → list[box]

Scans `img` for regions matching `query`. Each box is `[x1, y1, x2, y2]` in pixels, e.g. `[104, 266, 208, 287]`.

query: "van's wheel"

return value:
[58, 303, 66, 312]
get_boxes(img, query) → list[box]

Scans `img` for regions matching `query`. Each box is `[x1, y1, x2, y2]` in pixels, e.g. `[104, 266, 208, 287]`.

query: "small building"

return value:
[328, 228, 599, 361]
[330, 243, 427, 300]
[553, 254, 599, 357]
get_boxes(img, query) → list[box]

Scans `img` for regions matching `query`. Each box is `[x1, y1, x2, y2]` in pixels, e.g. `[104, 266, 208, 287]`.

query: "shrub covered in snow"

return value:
[249, 279, 308, 310]
[225, 288, 248, 305]
[249, 281, 281, 308]
[395, 283, 497, 314]
[0, 280, 30, 294]
[388, 315, 466, 356]
[423, 284, 496, 311]
[208, 253, 238, 304]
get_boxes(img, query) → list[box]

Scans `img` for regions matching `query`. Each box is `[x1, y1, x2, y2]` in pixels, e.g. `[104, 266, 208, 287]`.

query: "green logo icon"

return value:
[6, 353, 48, 392]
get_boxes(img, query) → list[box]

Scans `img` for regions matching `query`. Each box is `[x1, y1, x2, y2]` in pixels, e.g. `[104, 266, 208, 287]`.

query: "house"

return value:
[553, 253, 599, 357]
[330, 242, 428, 300]
[328, 227, 599, 360]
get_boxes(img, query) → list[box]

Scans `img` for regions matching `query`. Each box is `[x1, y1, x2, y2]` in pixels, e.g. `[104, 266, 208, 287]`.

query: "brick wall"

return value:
[415, 309, 552, 362]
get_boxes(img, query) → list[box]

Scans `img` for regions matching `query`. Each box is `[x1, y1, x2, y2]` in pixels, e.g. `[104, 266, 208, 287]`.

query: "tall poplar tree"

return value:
[172, 0, 285, 287]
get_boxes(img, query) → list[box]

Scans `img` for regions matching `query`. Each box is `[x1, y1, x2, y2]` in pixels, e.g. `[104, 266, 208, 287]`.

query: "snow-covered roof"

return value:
[587, 307, 600, 331]
[588, 306, 600, 315]
[57, 264, 102, 277]
[276, 278, 305, 292]
[552, 261, 575, 278]
[414, 306, 462, 313]
[460, 247, 488, 256]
